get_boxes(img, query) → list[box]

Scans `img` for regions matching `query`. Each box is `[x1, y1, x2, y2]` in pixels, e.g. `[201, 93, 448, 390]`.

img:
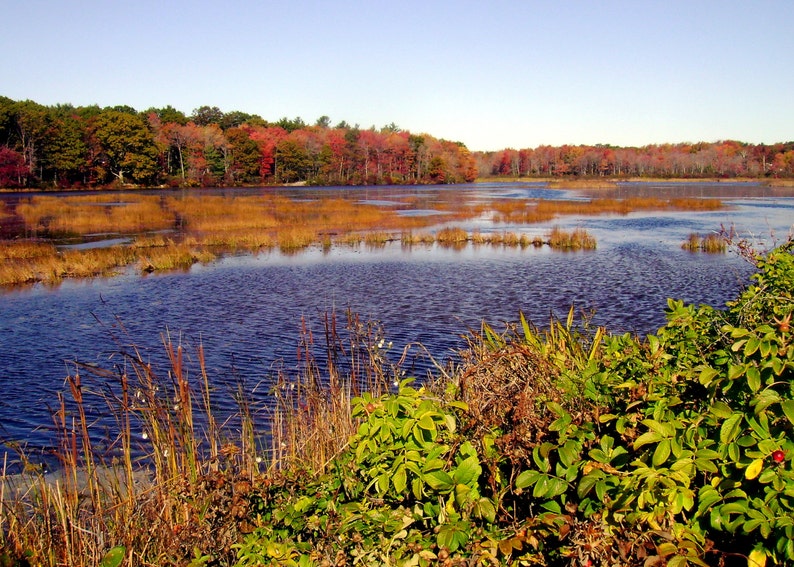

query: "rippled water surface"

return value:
[1, 182, 793, 462]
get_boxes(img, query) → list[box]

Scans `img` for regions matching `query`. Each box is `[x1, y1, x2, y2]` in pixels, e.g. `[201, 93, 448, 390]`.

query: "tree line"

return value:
[0, 97, 477, 188]
[480, 140, 794, 180]
[1, 96, 792, 189]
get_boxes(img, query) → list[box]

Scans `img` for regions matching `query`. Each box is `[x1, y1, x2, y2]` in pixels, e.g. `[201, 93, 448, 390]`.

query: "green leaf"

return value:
[694, 458, 719, 473]
[652, 438, 672, 467]
[377, 473, 390, 494]
[393, 466, 407, 494]
[744, 336, 761, 356]
[746, 365, 762, 392]
[634, 430, 664, 449]
[99, 546, 126, 567]
[417, 414, 437, 431]
[532, 475, 552, 498]
[709, 401, 733, 419]
[452, 456, 481, 486]
[577, 472, 601, 499]
[474, 497, 497, 523]
[424, 470, 454, 492]
[781, 400, 794, 426]
[515, 470, 539, 490]
[720, 413, 743, 445]
[697, 487, 721, 515]
[699, 366, 720, 386]
[748, 549, 767, 567]
[720, 501, 749, 515]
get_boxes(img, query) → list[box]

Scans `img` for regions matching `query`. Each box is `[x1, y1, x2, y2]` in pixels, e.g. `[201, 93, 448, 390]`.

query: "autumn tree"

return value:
[0, 146, 27, 187]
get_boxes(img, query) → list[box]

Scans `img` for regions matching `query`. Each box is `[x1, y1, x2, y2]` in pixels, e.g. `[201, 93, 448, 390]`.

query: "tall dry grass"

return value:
[681, 232, 727, 253]
[492, 197, 724, 224]
[16, 194, 174, 236]
[547, 226, 598, 250]
[0, 311, 410, 565]
[3, 191, 721, 287]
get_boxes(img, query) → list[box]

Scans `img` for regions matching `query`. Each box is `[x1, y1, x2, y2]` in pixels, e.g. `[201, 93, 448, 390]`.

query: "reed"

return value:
[0, 240, 57, 260]
[138, 243, 216, 273]
[682, 232, 727, 253]
[0, 309, 409, 565]
[17, 195, 174, 236]
[547, 179, 618, 189]
[335, 232, 363, 246]
[276, 227, 317, 251]
[547, 226, 598, 250]
[1, 191, 713, 287]
[400, 231, 435, 245]
[435, 226, 469, 244]
[362, 231, 393, 247]
[493, 197, 725, 224]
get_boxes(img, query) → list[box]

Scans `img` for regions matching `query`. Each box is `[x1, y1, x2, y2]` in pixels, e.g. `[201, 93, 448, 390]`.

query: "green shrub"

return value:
[234, 240, 793, 566]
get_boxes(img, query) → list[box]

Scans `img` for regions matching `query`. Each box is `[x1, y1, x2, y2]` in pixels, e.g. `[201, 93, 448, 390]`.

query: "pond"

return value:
[1, 181, 792, 466]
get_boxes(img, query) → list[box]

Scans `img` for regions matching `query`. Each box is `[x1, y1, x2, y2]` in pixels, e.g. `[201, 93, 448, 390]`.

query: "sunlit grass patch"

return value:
[435, 226, 469, 244]
[363, 231, 393, 247]
[138, 244, 215, 272]
[547, 226, 597, 250]
[493, 197, 725, 224]
[682, 232, 727, 253]
[0, 240, 57, 260]
[277, 228, 316, 251]
[17, 194, 174, 236]
[400, 231, 435, 245]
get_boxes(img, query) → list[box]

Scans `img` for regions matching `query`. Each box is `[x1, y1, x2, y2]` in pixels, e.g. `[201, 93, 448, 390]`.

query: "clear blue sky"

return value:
[2, 0, 792, 151]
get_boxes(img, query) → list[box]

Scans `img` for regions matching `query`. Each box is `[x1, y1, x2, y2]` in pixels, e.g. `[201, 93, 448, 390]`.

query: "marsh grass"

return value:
[2, 192, 718, 286]
[400, 231, 436, 245]
[547, 226, 598, 250]
[0, 309, 409, 566]
[492, 197, 724, 224]
[682, 232, 727, 253]
[435, 226, 469, 244]
[17, 195, 174, 236]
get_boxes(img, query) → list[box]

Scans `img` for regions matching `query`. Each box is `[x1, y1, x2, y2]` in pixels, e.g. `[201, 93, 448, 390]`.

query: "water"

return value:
[1, 182, 792, 464]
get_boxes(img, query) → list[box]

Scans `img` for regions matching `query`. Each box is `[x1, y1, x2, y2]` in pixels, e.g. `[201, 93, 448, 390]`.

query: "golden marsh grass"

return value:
[17, 194, 174, 235]
[1, 191, 722, 286]
[492, 197, 724, 224]
[682, 232, 727, 253]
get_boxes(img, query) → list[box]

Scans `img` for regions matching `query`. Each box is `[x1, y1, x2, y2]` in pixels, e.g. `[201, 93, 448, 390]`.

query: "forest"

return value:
[1, 96, 793, 189]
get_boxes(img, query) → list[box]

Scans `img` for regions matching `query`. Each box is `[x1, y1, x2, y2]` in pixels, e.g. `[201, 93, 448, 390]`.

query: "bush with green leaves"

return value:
[235, 380, 506, 566]
[235, 240, 793, 566]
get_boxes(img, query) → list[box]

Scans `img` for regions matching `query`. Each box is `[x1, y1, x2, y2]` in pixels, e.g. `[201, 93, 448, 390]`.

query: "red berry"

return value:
[772, 450, 785, 463]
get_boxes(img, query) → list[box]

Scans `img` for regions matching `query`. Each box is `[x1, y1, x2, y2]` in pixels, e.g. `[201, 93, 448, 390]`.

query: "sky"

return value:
[2, 0, 792, 152]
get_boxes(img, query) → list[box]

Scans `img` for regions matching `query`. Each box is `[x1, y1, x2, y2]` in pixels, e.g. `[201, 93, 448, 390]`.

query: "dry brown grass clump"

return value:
[492, 197, 724, 224]
[681, 232, 727, 253]
[0, 310, 399, 566]
[454, 313, 599, 465]
[436, 226, 469, 244]
[16, 194, 175, 236]
[547, 227, 597, 250]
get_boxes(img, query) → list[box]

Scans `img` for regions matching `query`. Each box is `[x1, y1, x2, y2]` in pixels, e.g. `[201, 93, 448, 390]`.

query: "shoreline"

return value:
[3, 177, 794, 193]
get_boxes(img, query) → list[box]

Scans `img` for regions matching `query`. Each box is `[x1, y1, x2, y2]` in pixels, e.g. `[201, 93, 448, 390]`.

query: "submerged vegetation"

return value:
[0, 192, 725, 286]
[1, 239, 792, 566]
